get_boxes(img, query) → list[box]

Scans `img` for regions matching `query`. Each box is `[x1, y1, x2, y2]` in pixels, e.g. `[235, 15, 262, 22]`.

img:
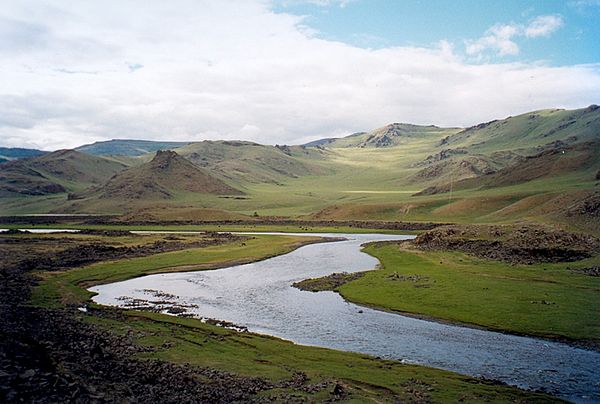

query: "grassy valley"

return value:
[1, 105, 598, 236]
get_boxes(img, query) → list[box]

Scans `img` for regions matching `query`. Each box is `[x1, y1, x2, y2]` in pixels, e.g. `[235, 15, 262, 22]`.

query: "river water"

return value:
[85, 232, 598, 401]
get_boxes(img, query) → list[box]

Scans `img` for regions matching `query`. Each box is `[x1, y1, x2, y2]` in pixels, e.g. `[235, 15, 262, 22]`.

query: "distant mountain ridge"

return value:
[309, 123, 460, 148]
[173, 140, 329, 184]
[303, 105, 599, 151]
[0, 147, 47, 161]
[76, 139, 191, 156]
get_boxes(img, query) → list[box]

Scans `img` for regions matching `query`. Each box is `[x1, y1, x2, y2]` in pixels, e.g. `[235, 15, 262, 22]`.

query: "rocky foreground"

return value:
[0, 232, 288, 402]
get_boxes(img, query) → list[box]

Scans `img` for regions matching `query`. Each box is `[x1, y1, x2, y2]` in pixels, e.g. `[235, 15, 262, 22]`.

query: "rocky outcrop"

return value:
[412, 224, 600, 264]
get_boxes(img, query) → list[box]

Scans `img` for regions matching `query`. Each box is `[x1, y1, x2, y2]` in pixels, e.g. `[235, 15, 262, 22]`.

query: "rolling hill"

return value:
[0, 162, 67, 196]
[438, 105, 600, 153]
[171, 140, 331, 184]
[313, 123, 460, 148]
[73, 150, 242, 201]
[415, 141, 600, 196]
[0, 149, 128, 196]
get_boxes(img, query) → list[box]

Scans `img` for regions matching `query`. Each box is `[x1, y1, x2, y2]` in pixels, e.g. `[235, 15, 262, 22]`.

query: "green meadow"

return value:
[333, 243, 600, 344]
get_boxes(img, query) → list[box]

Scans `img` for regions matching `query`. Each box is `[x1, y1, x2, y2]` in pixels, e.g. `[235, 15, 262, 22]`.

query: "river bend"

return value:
[90, 233, 600, 402]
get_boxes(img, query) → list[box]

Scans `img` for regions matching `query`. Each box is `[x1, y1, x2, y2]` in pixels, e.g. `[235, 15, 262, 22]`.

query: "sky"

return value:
[1, 0, 599, 150]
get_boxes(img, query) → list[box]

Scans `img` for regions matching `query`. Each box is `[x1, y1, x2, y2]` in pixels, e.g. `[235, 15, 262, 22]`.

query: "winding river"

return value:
[89, 232, 599, 402]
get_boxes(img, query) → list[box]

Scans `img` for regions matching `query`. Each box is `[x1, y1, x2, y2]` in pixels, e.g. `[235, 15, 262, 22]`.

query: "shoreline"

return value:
[1, 229, 572, 398]
[80, 235, 345, 290]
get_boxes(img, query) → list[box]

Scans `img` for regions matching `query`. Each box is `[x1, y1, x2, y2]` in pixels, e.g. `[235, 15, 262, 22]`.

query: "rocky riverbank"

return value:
[411, 224, 600, 264]
[0, 231, 353, 402]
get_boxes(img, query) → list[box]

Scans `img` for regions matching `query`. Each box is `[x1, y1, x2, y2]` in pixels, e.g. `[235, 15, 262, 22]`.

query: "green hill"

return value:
[171, 140, 331, 184]
[315, 124, 460, 148]
[440, 105, 600, 152]
[416, 141, 600, 195]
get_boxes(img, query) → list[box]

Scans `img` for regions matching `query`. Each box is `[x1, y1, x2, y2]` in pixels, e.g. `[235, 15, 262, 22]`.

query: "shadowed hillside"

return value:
[416, 141, 600, 196]
[0, 150, 128, 196]
[75, 150, 242, 201]
[0, 147, 47, 161]
[172, 140, 331, 184]
[0, 162, 66, 196]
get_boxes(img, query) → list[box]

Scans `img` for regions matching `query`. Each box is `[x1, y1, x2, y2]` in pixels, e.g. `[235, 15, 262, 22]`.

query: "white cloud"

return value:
[466, 24, 520, 56]
[0, 2, 597, 150]
[466, 14, 564, 57]
[525, 15, 564, 37]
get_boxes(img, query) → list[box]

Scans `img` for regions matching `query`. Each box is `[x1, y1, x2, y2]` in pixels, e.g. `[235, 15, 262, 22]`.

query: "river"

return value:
[48, 231, 600, 401]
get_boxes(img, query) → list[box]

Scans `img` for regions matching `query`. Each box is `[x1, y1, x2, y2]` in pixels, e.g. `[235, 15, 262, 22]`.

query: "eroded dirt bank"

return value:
[412, 224, 600, 264]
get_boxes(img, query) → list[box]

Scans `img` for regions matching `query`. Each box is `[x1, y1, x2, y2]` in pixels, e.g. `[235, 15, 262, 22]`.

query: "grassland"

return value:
[331, 243, 600, 344]
[3, 143, 594, 235]
[28, 232, 557, 402]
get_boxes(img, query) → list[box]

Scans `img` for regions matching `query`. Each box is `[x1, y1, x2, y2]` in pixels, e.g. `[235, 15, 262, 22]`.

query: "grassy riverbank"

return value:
[28, 232, 557, 402]
[334, 242, 600, 345]
[84, 310, 557, 402]
[31, 234, 324, 308]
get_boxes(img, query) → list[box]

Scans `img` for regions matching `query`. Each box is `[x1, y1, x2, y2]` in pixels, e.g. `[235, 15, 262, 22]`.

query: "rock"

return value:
[331, 382, 348, 399]
[412, 224, 600, 264]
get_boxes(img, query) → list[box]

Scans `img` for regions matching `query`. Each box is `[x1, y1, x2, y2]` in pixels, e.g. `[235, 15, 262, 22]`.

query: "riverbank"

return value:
[298, 224, 600, 348]
[1, 230, 557, 402]
[0, 215, 443, 235]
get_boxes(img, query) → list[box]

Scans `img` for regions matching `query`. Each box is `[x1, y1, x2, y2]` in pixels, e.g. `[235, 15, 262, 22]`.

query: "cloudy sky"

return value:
[1, 0, 599, 150]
